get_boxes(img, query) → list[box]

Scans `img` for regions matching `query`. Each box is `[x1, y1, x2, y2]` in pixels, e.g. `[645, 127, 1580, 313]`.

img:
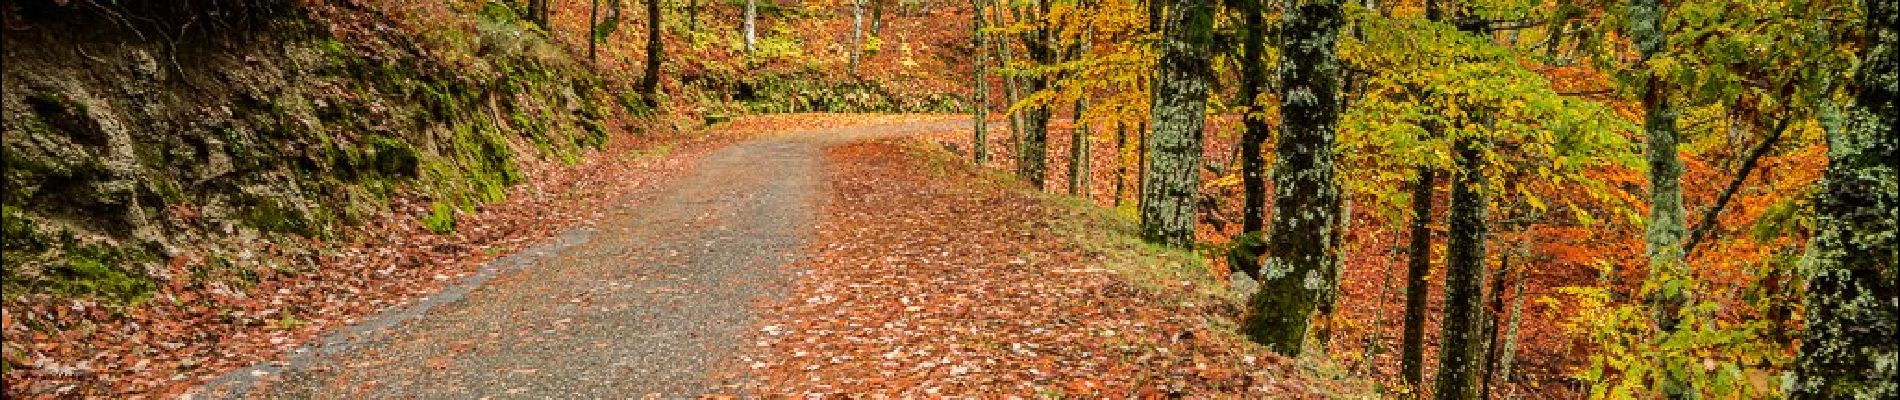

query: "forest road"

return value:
[195, 119, 968, 399]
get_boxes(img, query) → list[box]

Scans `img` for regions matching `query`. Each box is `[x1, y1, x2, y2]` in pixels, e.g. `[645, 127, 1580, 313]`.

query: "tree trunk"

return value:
[851, 0, 865, 75]
[871, 0, 884, 38]
[1136, 119, 1148, 210]
[1433, 135, 1488, 400]
[1016, 1, 1057, 190]
[972, 0, 990, 165]
[590, 0, 601, 63]
[1404, 2, 1449, 385]
[1237, 0, 1269, 235]
[1114, 121, 1128, 206]
[993, 1, 1023, 154]
[1400, 166, 1435, 390]
[1498, 251, 1526, 386]
[1134, 0, 1214, 248]
[1685, 117, 1790, 255]
[1069, 98, 1091, 196]
[639, 0, 663, 105]
[689, 0, 699, 32]
[743, 0, 758, 52]
[1019, 87, 1052, 189]
[1628, 0, 1694, 396]
[1239, 0, 1343, 355]
[1790, 0, 1899, 396]
[1481, 252, 1511, 397]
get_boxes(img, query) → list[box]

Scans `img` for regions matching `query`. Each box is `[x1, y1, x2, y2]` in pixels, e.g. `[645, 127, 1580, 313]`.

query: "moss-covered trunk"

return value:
[1240, 0, 1343, 355]
[1628, 0, 1695, 396]
[1432, 136, 1488, 400]
[1135, 0, 1214, 248]
[1790, 0, 1899, 396]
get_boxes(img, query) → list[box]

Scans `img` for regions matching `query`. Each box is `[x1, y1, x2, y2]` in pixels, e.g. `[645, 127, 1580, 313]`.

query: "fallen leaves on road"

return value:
[745, 139, 1351, 397]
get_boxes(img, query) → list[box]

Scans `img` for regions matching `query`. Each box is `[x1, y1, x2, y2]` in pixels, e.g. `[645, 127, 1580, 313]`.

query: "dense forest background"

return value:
[2, 0, 1893, 397]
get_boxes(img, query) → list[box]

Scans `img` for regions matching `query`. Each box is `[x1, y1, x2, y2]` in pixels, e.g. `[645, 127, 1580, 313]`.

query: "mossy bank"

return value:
[0, 1, 636, 303]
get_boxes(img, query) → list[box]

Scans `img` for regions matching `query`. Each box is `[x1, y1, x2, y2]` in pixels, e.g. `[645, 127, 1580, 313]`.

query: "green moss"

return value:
[421, 200, 456, 234]
[50, 245, 154, 304]
[1, 205, 44, 252]
[238, 196, 316, 236]
[366, 135, 420, 178]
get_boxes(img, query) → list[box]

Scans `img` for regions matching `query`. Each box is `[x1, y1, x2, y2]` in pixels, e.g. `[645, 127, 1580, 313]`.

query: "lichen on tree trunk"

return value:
[1790, 0, 1899, 396]
[1239, 0, 1343, 356]
[1135, 0, 1215, 248]
[1433, 136, 1488, 400]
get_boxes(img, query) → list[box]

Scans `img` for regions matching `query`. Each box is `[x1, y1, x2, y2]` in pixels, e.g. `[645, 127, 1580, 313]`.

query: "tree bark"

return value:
[640, 0, 663, 104]
[1114, 121, 1128, 206]
[590, 0, 601, 63]
[1402, 2, 1448, 386]
[871, 0, 884, 38]
[1240, 0, 1344, 355]
[1628, 0, 1694, 396]
[1015, 1, 1056, 190]
[743, 0, 758, 52]
[1135, 0, 1215, 247]
[688, 0, 699, 32]
[1400, 166, 1435, 390]
[972, 0, 990, 165]
[1069, 98, 1092, 196]
[851, 0, 865, 75]
[1790, 0, 1899, 396]
[993, 0, 1023, 156]
[1433, 135, 1488, 400]
[1684, 117, 1789, 255]
[1237, 0, 1269, 236]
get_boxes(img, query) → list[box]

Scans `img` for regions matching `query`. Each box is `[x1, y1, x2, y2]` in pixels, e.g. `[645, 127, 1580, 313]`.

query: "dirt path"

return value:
[197, 119, 965, 399]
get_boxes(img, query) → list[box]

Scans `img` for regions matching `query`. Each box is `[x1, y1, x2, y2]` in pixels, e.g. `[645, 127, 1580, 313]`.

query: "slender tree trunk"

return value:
[1685, 117, 1789, 255]
[1114, 120, 1128, 206]
[1238, 0, 1269, 235]
[994, 0, 1023, 154]
[1400, 166, 1435, 390]
[972, 0, 990, 165]
[640, 0, 663, 104]
[1135, 0, 1214, 247]
[1498, 247, 1526, 386]
[689, 0, 699, 32]
[871, 0, 884, 37]
[1016, 1, 1057, 190]
[851, 0, 865, 75]
[1482, 252, 1511, 397]
[1405, 2, 1449, 385]
[1240, 0, 1344, 355]
[590, 0, 601, 63]
[1433, 134, 1488, 400]
[1138, 118, 1151, 209]
[1628, 0, 1694, 397]
[1790, 0, 1899, 396]
[744, 0, 758, 52]
[1069, 98, 1092, 196]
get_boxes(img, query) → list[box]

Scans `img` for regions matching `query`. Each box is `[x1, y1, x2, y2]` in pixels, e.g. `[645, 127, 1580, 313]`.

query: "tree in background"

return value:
[971, 0, 990, 165]
[588, 0, 623, 64]
[1228, 0, 1273, 282]
[1241, 0, 1344, 355]
[639, 0, 663, 104]
[744, 0, 759, 52]
[1792, 0, 1898, 396]
[1135, 0, 1215, 247]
